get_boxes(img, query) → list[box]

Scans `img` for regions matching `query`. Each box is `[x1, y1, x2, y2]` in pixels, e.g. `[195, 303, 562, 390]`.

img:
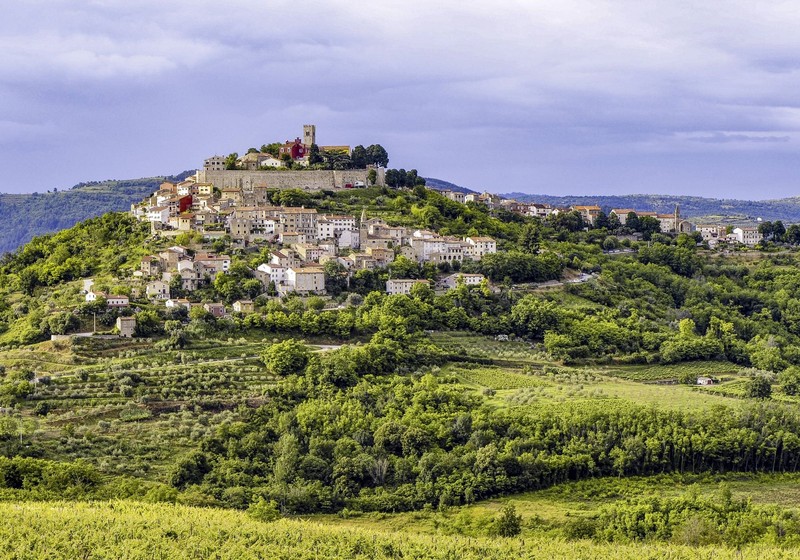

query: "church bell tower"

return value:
[303, 124, 316, 147]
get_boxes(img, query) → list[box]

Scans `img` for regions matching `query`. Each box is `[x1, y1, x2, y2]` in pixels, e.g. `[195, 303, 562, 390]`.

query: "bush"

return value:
[492, 504, 522, 537]
[745, 376, 772, 399]
[247, 498, 282, 522]
[563, 516, 598, 540]
[33, 402, 50, 416]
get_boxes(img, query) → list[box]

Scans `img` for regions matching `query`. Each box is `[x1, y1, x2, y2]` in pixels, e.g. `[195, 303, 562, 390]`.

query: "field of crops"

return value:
[0, 337, 282, 478]
[1, 501, 798, 559]
[452, 365, 544, 390]
[604, 361, 738, 381]
[430, 332, 548, 364]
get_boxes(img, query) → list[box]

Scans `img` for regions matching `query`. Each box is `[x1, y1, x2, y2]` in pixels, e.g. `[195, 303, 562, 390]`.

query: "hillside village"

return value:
[115, 126, 772, 325]
[458, 195, 763, 249]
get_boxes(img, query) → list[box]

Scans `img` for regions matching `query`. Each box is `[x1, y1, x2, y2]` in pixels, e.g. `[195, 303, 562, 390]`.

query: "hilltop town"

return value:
[120, 125, 774, 322]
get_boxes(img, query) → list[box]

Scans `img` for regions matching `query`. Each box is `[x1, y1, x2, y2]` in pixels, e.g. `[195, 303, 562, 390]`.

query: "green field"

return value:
[602, 361, 739, 381]
[0, 500, 797, 560]
[445, 360, 748, 410]
[431, 332, 550, 364]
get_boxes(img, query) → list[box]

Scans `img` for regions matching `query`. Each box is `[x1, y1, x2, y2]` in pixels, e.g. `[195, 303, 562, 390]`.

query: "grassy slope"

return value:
[0, 500, 795, 560]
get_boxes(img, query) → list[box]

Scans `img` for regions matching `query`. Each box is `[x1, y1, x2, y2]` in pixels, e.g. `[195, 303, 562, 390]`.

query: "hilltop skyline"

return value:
[3, 1, 800, 198]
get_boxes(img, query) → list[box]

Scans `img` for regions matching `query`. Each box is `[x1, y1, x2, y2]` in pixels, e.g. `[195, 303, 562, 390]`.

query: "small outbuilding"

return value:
[116, 316, 136, 338]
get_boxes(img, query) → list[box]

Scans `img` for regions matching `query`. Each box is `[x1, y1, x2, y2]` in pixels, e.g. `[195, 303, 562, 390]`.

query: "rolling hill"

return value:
[0, 171, 194, 254]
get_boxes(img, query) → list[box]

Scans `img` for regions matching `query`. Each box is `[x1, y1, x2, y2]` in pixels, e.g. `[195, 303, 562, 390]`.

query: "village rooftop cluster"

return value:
[465, 194, 763, 248]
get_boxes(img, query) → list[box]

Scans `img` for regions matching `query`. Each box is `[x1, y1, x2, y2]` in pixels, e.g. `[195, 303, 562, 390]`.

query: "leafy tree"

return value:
[784, 224, 800, 245]
[170, 451, 211, 489]
[779, 366, 800, 395]
[224, 153, 239, 170]
[276, 189, 311, 207]
[247, 498, 281, 522]
[510, 296, 563, 338]
[367, 169, 378, 186]
[518, 222, 541, 254]
[324, 261, 348, 296]
[603, 236, 619, 250]
[321, 150, 353, 170]
[773, 220, 786, 242]
[493, 504, 522, 537]
[189, 305, 212, 323]
[550, 211, 584, 233]
[594, 211, 610, 230]
[389, 256, 422, 279]
[42, 311, 79, 336]
[308, 144, 323, 165]
[134, 310, 161, 337]
[261, 143, 281, 157]
[261, 339, 311, 376]
[366, 144, 389, 167]
[745, 376, 772, 399]
[169, 274, 185, 298]
[638, 216, 661, 240]
[351, 145, 367, 168]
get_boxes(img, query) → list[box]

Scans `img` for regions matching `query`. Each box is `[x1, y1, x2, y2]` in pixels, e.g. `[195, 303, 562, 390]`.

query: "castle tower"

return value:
[674, 204, 680, 232]
[303, 124, 316, 147]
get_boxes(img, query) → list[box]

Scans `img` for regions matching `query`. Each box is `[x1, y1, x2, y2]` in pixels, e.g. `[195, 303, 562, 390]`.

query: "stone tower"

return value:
[303, 124, 316, 147]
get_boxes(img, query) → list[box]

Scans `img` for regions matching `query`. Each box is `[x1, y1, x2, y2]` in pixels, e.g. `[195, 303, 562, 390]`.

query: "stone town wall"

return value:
[197, 168, 385, 191]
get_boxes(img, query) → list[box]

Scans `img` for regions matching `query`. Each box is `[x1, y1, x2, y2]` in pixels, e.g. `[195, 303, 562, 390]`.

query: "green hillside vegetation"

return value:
[4, 185, 800, 555]
[0, 171, 193, 254]
[8, 500, 799, 560]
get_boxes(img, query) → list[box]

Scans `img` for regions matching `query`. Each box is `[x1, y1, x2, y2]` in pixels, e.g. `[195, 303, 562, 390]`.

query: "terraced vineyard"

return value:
[453, 365, 544, 390]
[0, 336, 286, 478]
[603, 361, 739, 381]
[430, 332, 548, 364]
[33, 358, 273, 408]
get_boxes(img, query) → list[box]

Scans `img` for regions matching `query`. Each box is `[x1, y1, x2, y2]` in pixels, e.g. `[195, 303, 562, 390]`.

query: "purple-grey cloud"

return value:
[689, 133, 791, 143]
[1, 1, 800, 198]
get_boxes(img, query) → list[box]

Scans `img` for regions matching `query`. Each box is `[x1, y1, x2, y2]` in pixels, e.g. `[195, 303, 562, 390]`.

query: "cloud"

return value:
[2, 1, 800, 196]
[688, 132, 792, 144]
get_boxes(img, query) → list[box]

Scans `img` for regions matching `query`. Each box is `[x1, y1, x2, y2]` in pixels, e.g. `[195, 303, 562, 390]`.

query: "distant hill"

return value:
[501, 192, 800, 224]
[0, 171, 194, 254]
[424, 177, 478, 194]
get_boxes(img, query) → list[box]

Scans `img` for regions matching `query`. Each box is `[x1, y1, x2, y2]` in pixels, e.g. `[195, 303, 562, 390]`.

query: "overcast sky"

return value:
[3, 1, 800, 198]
